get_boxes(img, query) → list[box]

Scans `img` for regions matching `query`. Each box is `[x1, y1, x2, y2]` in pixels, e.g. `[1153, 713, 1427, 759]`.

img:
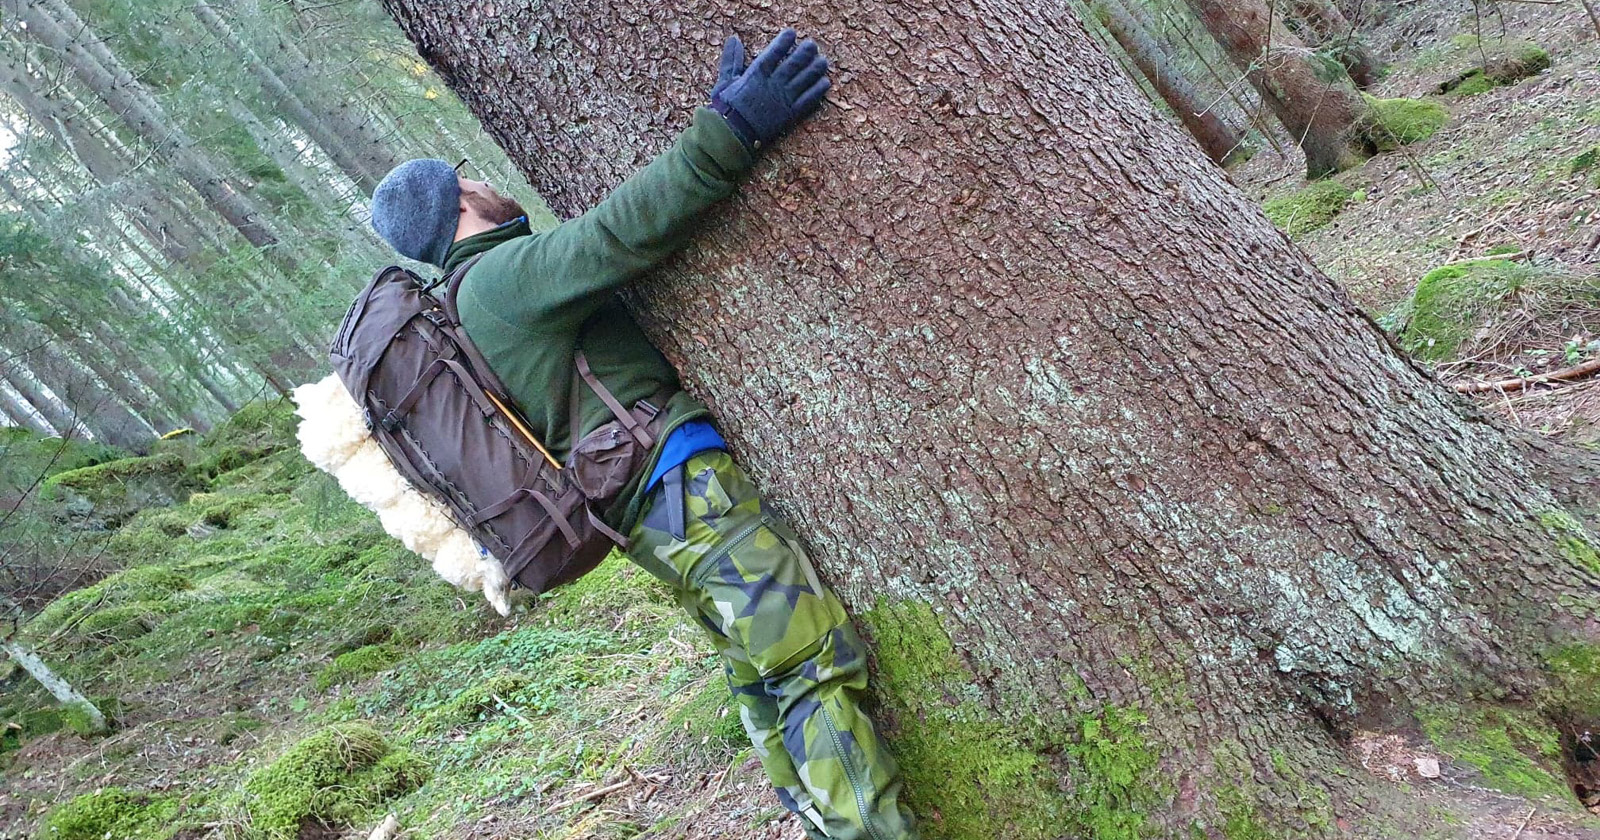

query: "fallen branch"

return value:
[1453, 357, 1600, 394]
[366, 814, 400, 840]
[537, 770, 665, 816]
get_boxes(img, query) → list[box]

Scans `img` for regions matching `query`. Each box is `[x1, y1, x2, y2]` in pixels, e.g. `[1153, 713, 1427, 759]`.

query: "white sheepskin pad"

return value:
[291, 374, 512, 616]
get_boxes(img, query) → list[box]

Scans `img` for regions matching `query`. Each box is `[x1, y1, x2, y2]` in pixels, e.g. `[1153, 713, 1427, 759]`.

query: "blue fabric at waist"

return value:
[646, 420, 725, 490]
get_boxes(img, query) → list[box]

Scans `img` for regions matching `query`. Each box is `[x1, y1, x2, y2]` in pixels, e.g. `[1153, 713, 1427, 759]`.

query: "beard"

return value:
[464, 190, 526, 226]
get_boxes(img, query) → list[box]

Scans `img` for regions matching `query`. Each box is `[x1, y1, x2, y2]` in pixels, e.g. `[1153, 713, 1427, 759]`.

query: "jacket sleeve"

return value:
[476, 107, 755, 329]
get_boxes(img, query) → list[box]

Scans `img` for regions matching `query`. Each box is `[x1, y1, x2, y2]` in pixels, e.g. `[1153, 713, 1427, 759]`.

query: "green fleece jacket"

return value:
[445, 107, 755, 534]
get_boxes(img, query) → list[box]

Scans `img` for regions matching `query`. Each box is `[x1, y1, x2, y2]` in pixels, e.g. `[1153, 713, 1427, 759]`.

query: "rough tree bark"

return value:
[1, 0, 285, 255]
[1286, 0, 1385, 88]
[383, 1, 1600, 835]
[1093, 0, 1247, 165]
[1185, 0, 1376, 176]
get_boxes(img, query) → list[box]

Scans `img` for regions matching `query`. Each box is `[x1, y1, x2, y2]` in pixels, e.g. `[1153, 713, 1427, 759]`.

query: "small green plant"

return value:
[1564, 337, 1600, 365]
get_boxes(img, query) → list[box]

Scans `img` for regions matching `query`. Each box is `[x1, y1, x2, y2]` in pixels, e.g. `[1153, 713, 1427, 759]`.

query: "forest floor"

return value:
[1238, 0, 1600, 448]
[5, 5, 1600, 840]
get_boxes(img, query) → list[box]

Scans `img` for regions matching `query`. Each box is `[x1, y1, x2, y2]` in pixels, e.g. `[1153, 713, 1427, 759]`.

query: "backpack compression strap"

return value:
[574, 351, 656, 449]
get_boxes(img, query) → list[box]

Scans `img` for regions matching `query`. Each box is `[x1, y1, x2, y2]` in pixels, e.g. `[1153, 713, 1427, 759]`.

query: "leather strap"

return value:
[385, 355, 495, 430]
[586, 509, 630, 549]
[575, 350, 653, 448]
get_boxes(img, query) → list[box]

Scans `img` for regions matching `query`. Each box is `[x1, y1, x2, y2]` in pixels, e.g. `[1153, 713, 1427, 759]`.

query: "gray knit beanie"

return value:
[371, 159, 461, 267]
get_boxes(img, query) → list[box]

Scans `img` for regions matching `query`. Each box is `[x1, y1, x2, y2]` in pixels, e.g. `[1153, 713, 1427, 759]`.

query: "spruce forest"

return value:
[3, 0, 1600, 838]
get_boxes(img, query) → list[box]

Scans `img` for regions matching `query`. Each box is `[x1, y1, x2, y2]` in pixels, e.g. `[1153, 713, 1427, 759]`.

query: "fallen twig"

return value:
[539, 777, 636, 815]
[1453, 358, 1600, 394]
[1510, 807, 1535, 840]
[1440, 249, 1528, 267]
[489, 693, 534, 727]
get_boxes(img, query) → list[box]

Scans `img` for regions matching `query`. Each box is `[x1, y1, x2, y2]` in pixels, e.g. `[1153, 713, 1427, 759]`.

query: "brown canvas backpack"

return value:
[330, 256, 670, 594]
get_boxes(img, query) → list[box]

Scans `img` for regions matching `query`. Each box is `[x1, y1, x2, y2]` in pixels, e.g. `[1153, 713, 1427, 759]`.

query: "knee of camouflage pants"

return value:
[628, 451, 917, 840]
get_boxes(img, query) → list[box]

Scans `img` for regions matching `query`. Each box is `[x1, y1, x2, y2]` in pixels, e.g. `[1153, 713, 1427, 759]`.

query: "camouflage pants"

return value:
[627, 451, 917, 840]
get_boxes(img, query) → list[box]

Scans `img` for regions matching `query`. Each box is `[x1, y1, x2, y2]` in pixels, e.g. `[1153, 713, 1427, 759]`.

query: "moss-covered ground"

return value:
[1, 402, 775, 838]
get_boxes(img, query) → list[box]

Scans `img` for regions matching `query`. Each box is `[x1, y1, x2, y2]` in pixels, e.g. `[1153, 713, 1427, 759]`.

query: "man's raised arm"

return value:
[483, 29, 831, 326]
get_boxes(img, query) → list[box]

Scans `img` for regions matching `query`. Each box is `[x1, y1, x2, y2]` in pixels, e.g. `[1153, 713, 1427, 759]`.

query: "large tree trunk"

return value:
[383, 2, 1600, 835]
[2, 0, 285, 255]
[1286, 0, 1385, 89]
[1186, 0, 1376, 176]
[1094, 0, 1247, 165]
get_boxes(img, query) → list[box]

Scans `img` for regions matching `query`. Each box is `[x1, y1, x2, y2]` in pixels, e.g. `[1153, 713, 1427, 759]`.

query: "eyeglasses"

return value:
[454, 157, 470, 178]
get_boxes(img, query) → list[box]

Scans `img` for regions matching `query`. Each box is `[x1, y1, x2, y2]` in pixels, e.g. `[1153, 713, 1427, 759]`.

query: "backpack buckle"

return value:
[381, 410, 403, 431]
[421, 308, 450, 328]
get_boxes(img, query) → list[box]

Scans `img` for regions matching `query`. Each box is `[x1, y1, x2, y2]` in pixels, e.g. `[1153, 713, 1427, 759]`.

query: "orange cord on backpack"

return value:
[485, 390, 562, 471]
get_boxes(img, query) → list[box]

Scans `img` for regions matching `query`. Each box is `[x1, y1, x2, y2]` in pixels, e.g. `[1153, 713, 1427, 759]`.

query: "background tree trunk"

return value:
[385, 1, 1599, 835]
[1094, 0, 1247, 164]
[3, 0, 285, 255]
[0, 387, 56, 436]
[191, 0, 381, 194]
[1287, 0, 1386, 88]
[1185, 0, 1375, 175]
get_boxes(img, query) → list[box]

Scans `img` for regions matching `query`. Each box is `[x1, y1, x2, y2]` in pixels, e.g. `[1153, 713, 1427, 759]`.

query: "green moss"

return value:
[17, 706, 66, 737]
[538, 551, 671, 630]
[1417, 703, 1567, 801]
[1067, 706, 1159, 840]
[42, 787, 177, 840]
[1218, 785, 1271, 840]
[1443, 40, 1551, 95]
[78, 600, 176, 642]
[1400, 259, 1532, 360]
[61, 700, 110, 737]
[1262, 181, 1355, 238]
[193, 399, 296, 480]
[241, 723, 428, 840]
[1570, 146, 1600, 175]
[40, 453, 198, 512]
[315, 644, 407, 692]
[1455, 71, 1494, 96]
[1488, 42, 1552, 82]
[1544, 642, 1600, 722]
[865, 600, 1075, 839]
[1486, 242, 1523, 256]
[25, 566, 191, 642]
[1540, 510, 1600, 574]
[1365, 95, 1450, 149]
